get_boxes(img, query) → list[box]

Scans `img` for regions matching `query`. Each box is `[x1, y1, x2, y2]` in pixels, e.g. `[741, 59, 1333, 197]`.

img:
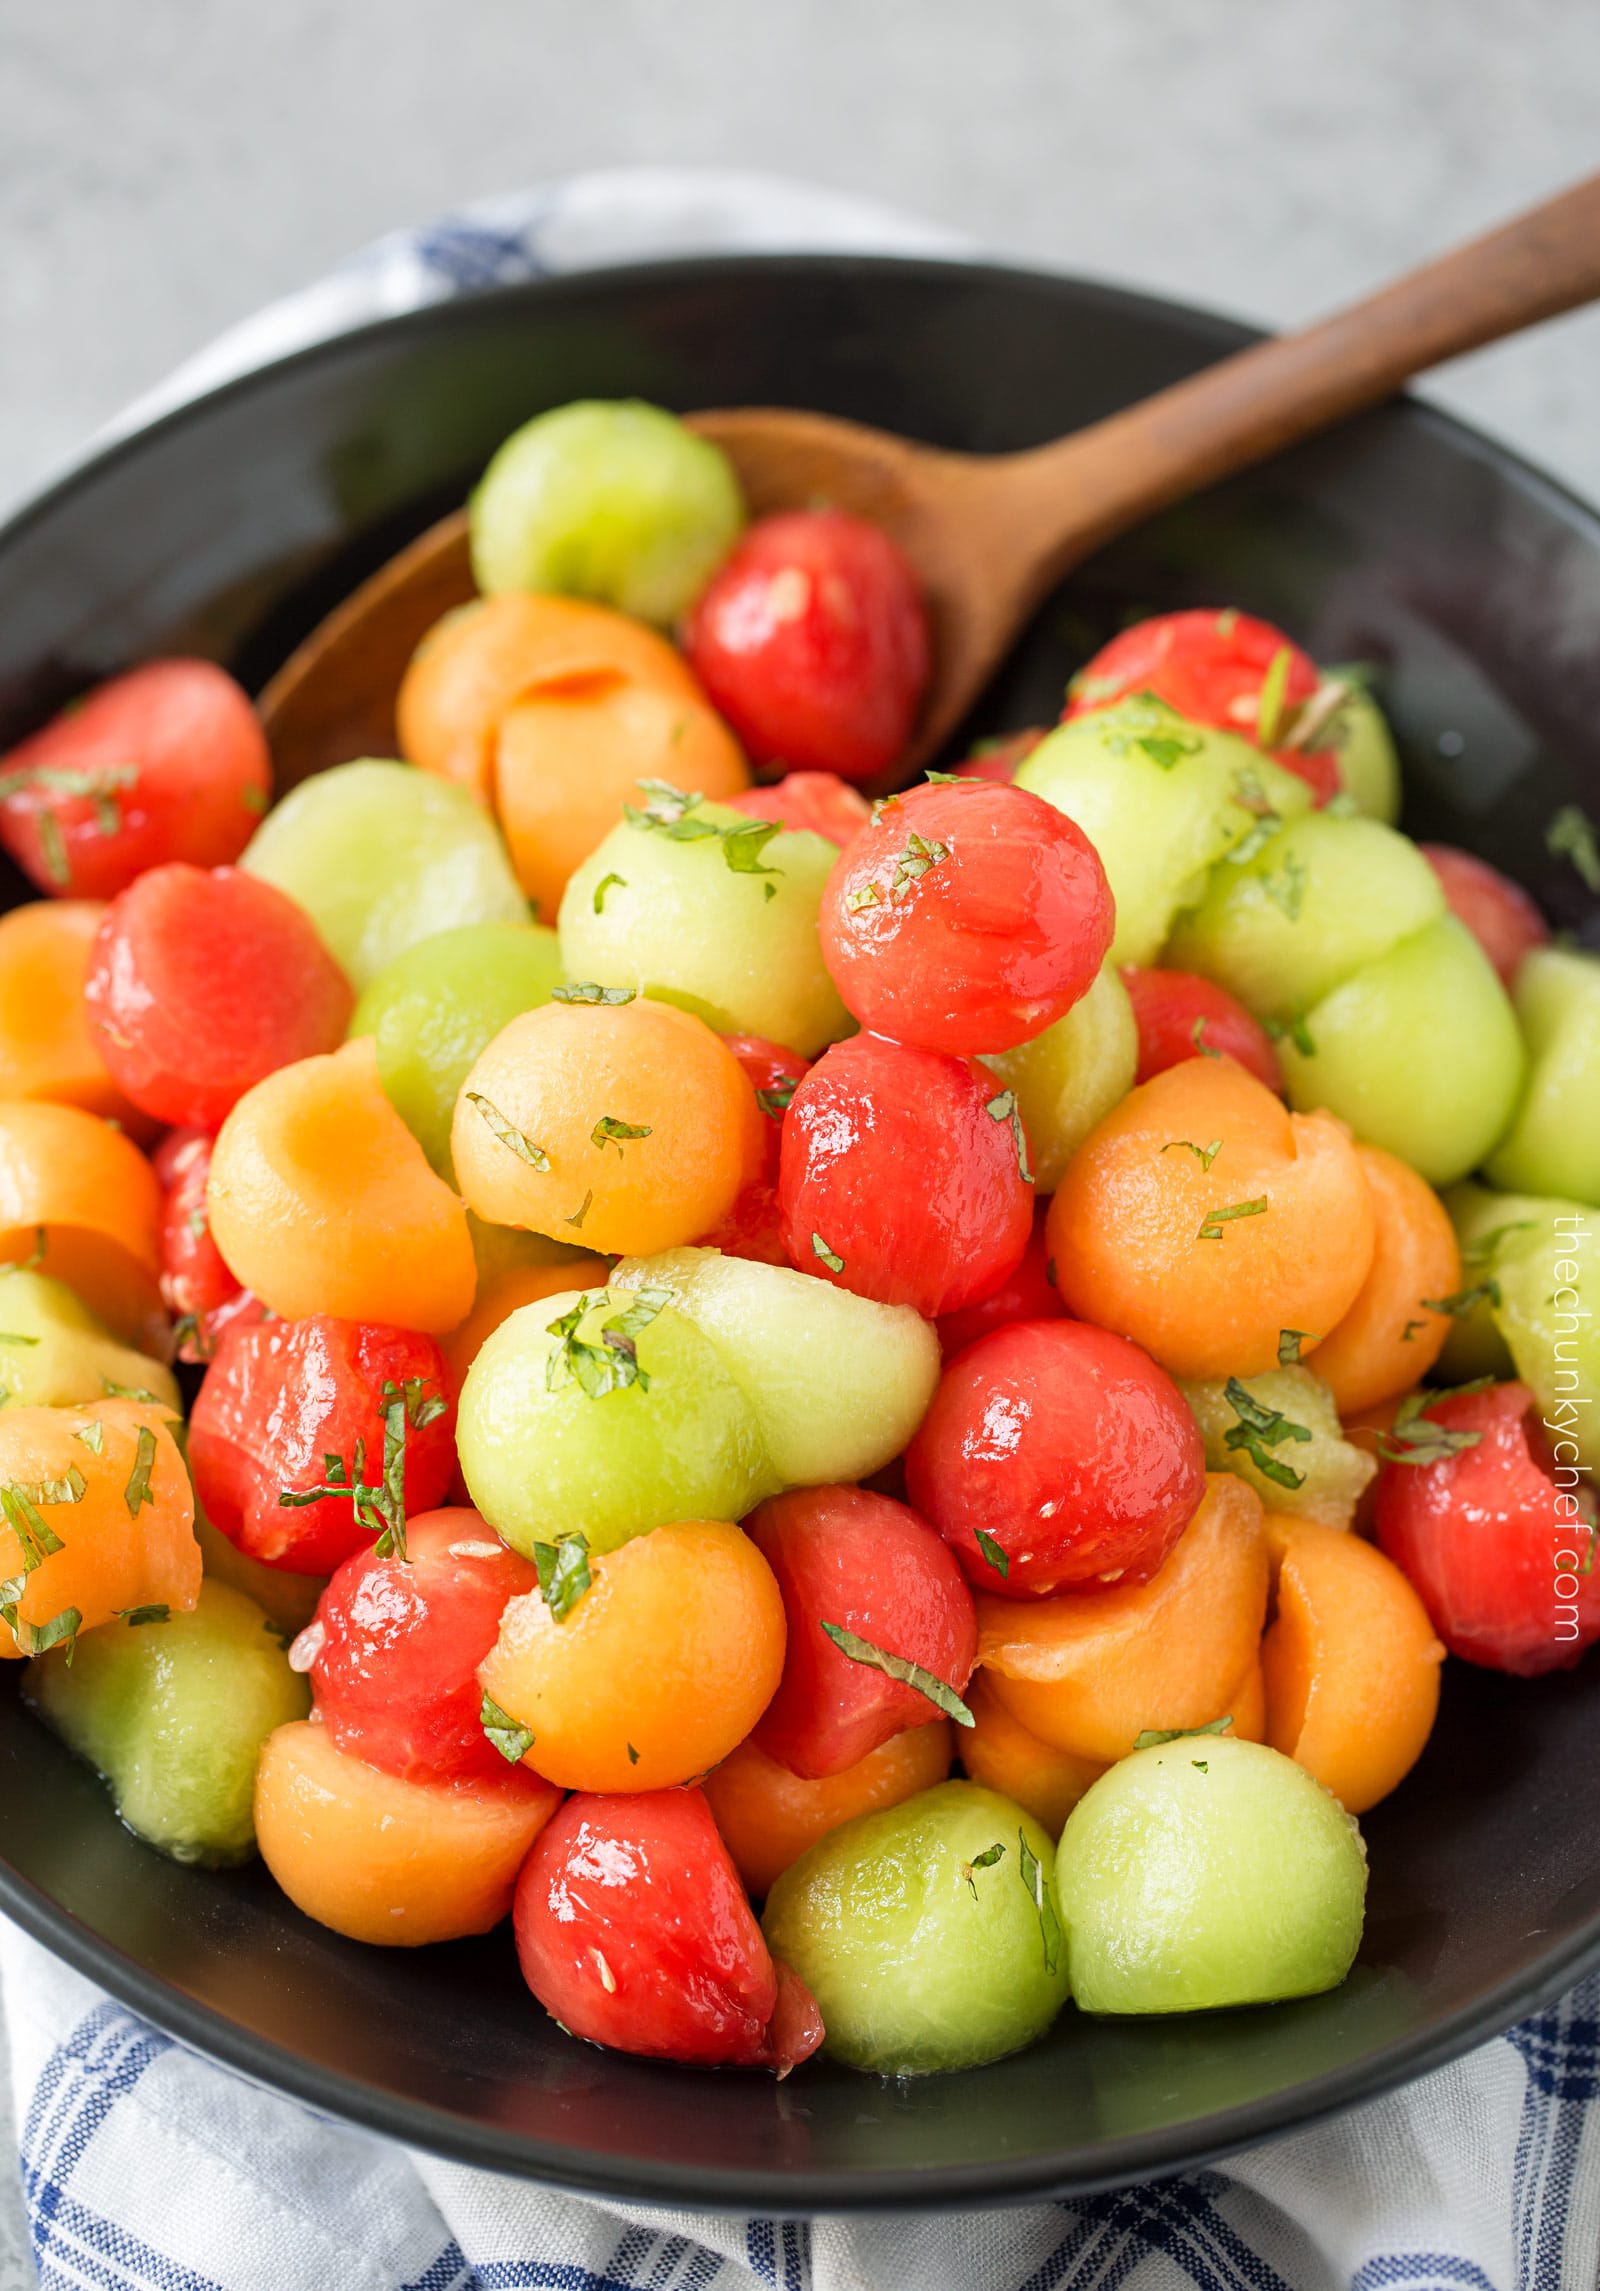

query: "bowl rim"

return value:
[3, 247, 1599, 2211]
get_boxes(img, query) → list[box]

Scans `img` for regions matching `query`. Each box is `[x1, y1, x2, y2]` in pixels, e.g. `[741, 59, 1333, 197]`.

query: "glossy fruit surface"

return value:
[560, 797, 849, 1058]
[155, 1130, 248, 1362]
[1121, 966, 1281, 1094]
[470, 399, 745, 624]
[306, 1508, 539, 1785]
[0, 661, 270, 900]
[349, 920, 564, 1177]
[1179, 1366, 1375, 1528]
[1165, 813, 1445, 1025]
[1261, 1513, 1443, 1813]
[704, 1724, 953, 1898]
[1016, 702, 1312, 966]
[0, 1269, 178, 1414]
[1057, 1735, 1367, 2013]
[935, 1205, 1065, 1357]
[515, 1788, 822, 2069]
[959, 1675, 1105, 1836]
[86, 864, 354, 1130]
[25, 1580, 308, 1866]
[457, 1284, 770, 1557]
[820, 781, 1113, 1055]
[1307, 1145, 1460, 1413]
[1276, 916, 1524, 1188]
[0, 1098, 164, 1345]
[240, 759, 527, 990]
[608, 1246, 940, 1493]
[189, 1315, 454, 1573]
[480, 1518, 786, 1792]
[907, 1320, 1205, 1598]
[0, 1400, 199, 1655]
[1374, 1379, 1600, 1675]
[0, 900, 144, 1126]
[207, 1036, 476, 1332]
[256, 1718, 559, 1946]
[977, 1474, 1268, 1764]
[452, 997, 758, 1257]
[746, 1486, 977, 1779]
[1048, 1056, 1374, 1380]
[980, 963, 1138, 1193]
[725, 772, 870, 848]
[694, 1034, 809, 1267]
[761, 1779, 1069, 2074]
[778, 1032, 1032, 1319]
[1484, 947, 1600, 1205]
[685, 508, 930, 782]
[1065, 609, 1318, 740]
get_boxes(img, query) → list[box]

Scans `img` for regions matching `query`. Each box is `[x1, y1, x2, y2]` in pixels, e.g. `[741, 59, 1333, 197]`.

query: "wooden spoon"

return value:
[262, 171, 1600, 786]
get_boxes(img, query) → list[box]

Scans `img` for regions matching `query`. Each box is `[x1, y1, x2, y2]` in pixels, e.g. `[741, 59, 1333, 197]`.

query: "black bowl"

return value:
[1, 255, 1598, 2213]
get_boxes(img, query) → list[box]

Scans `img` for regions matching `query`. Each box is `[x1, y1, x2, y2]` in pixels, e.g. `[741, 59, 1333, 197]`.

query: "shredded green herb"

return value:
[1547, 805, 1600, 893]
[1422, 1281, 1502, 1319]
[117, 1604, 170, 1627]
[465, 1091, 550, 1168]
[1222, 1377, 1311, 1489]
[551, 981, 636, 1005]
[545, 1287, 673, 1400]
[592, 873, 627, 914]
[975, 1527, 1010, 1581]
[811, 1232, 846, 1275]
[1134, 1714, 1234, 1751]
[1198, 1196, 1268, 1242]
[819, 1621, 974, 1728]
[1278, 1329, 1314, 1367]
[1255, 647, 1294, 747]
[962, 1841, 1006, 1898]
[1377, 1381, 1492, 1467]
[591, 1115, 652, 1154]
[565, 1190, 594, 1230]
[1016, 1831, 1062, 1973]
[1162, 1138, 1222, 1172]
[984, 1089, 1034, 1185]
[755, 1077, 798, 1119]
[123, 1427, 158, 1518]
[480, 1692, 534, 1764]
[531, 1530, 592, 1623]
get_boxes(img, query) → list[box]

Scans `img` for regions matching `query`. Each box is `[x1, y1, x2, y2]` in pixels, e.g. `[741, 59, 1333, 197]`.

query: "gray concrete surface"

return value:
[0, 0, 1598, 2280]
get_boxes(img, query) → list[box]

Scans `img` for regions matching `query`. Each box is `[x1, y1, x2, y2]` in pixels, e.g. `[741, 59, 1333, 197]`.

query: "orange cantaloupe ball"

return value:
[254, 1719, 560, 1945]
[492, 678, 748, 923]
[1048, 1057, 1375, 1379]
[1306, 1145, 1461, 1415]
[977, 1474, 1269, 1765]
[439, 1254, 609, 1394]
[0, 902, 149, 1132]
[703, 1722, 954, 1897]
[959, 1674, 1105, 1836]
[0, 1401, 199, 1658]
[207, 1036, 475, 1332]
[477, 1519, 786, 1793]
[0, 1098, 164, 1345]
[451, 998, 761, 1257]
[1261, 1511, 1445, 1813]
[397, 592, 707, 805]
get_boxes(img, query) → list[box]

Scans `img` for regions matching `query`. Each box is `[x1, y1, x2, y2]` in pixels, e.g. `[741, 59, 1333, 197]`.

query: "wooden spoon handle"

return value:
[1003, 169, 1600, 579]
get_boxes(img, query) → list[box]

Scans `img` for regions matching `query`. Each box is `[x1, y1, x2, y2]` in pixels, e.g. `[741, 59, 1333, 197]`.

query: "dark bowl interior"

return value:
[1, 255, 1598, 2212]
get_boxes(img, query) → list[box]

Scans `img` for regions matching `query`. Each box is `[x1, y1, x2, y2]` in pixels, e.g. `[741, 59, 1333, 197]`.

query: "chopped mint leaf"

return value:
[811, 1232, 845, 1276]
[1191, 1016, 1221, 1059]
[73, 1420, 104, 1455]
[565, 1189, 594, 1230]
[592, 873, 627, 914]
[591, 1114, 652, 1154]
[465, 1091, 549, 1169]
[984, 1089, 1034, 1185]
[1016, 1831, 1062, 1973]
[755, 1077, 798, 1119]
[1197, 1196, 1268, 1242]
[532, 1530, 592, 1623]
[1162, 1138, 1222, 1172]
[551, 982, 636, 1005]
[123, 1426, 158, 1518]
[480, 1691, 534, 1764]
[1423, 1281, 1502, 1319]
[974, 1527, 1010, 1581]
[1255, 646, 1294, 747]
[1377, 1382, 1492, 1467]
[819, 1620, 974, 1727]
[845, 882, 881, 913]
[962, 1841, 1006, 1897]
[1222, 1377, 1311, 1489]
[1260, 851, 1307, 921]
[1278, 1330, 1314, 1367]
[1134, 1714, 1234, 1751]
[117, 1603, 170, 1627]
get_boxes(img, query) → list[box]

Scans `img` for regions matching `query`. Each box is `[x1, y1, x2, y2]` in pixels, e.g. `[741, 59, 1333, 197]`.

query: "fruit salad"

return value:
[0, 395, 1595, 2083]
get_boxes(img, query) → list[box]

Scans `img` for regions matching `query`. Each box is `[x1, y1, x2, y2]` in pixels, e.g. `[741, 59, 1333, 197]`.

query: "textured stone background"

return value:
[1, 0, 1597, 2279]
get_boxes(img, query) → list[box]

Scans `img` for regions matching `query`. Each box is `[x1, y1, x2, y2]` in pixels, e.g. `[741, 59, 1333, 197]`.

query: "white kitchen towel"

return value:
[4, 165, 1599, 2290]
